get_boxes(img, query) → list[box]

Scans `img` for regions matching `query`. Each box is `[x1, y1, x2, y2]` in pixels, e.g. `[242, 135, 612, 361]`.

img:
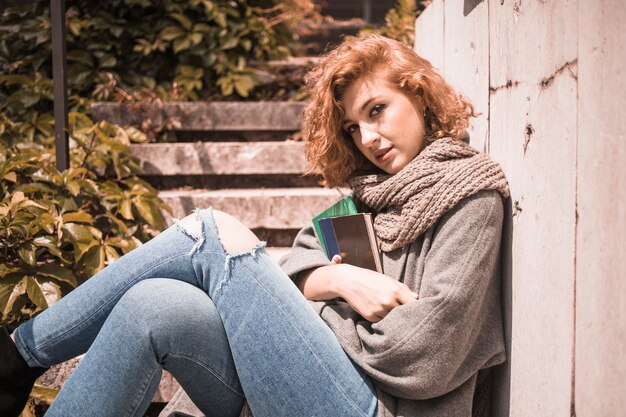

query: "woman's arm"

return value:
[280, 223, 418, 322]
[295, 260, 418, 322]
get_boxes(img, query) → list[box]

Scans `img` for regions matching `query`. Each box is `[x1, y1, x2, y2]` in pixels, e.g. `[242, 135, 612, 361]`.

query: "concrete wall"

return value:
[414, 1, 626, 416]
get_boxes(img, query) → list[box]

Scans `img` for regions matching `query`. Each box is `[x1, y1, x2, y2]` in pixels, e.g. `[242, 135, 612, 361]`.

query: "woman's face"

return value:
[341, 70, 427, 174]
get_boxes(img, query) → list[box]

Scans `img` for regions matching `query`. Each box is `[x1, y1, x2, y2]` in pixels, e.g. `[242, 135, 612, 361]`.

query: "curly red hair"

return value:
[303, 34, 476, 187]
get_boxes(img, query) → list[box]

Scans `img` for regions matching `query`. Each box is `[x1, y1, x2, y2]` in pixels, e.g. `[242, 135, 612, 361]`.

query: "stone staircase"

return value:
[91, 99, 346, 261]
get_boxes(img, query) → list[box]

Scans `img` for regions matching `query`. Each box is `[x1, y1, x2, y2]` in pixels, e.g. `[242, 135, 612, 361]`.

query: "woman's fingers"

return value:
[396, 287, 419, 305]
[331, 254, 342, 264]
[365, 286, 418, 321]
[332, 263, 418, 321]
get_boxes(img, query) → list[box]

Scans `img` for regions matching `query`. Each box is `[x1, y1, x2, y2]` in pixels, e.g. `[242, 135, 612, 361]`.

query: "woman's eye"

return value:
[370, 104, 385, 117]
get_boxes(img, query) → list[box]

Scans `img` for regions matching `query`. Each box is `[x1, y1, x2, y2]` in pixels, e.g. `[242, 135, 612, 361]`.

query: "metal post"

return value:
[363, 0, 372, 24]
[51, 0, 69, 171]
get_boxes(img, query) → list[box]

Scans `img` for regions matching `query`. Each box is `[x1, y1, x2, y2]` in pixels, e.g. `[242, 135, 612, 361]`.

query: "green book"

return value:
[312, 196, 358, 254]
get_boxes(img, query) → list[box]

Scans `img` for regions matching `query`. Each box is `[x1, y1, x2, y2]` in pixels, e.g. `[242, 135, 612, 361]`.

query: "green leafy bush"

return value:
[0, 115, 170, 326]
[360, 0, 426, 46]
[0, 0, 301, 103]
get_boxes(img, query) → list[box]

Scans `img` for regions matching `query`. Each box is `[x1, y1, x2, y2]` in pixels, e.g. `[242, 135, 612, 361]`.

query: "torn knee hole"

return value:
[178, 213, 203, 240]
[212, 210, 260, 255]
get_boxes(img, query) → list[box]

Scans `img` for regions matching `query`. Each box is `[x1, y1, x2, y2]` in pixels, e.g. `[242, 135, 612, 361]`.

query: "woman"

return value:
[0, 34, 509, 417]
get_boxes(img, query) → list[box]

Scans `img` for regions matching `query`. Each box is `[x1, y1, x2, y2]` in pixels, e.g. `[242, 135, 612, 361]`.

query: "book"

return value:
[312, 196, 358, 255]
[317, 213, 383, 273]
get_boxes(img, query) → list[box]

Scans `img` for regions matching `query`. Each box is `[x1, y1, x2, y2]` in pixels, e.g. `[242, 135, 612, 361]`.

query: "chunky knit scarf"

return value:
[350, 137, 510, 252]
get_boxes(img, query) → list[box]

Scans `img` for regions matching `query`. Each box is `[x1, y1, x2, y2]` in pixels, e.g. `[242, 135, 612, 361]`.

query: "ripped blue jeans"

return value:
[13, 208, 377, 417]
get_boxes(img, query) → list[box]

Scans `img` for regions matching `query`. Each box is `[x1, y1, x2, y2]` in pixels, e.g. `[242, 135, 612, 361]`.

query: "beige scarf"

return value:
[350, 137, 510, 252]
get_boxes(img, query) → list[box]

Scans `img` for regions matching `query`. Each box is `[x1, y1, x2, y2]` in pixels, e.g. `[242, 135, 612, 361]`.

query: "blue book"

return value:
[318, 217, 341, 260]
[312, 196, 358, 254]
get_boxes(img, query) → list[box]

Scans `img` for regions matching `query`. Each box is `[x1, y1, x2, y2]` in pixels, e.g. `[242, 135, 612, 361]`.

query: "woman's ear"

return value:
[413, 94, 427, 118]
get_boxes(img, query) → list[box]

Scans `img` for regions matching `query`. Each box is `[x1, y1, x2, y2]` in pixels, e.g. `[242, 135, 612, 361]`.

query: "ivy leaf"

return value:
[16, 182, 55, 194]
[6, 90, 40, 108]
[104, 244, 121, 264]
[66, 180, 81, 196]
[37, 264, 78, 287]
[220, 36, 238, 50]
[68, 19, 83, 37]
[98, 54, 117, 68]
[109, 25, 124, 38]
[39, 280, 62, 307]
[240, 39, 252, 51]
[189, 32, 203, 45]
[0, 266, 22, 281]
[0, 74, 33, 86]
[37, 213, 56, 234]
[132, 196, 164, 229]
[62, 223, 99, 262]
[160, 26, 186, 41]
[233, 75, 256, 97]
[169, 13, 193, 30]
[214, 12, 227, 28]
[31, 383, 58, 404]
[193, 23, 211, 33]
[80, 245, 105, 277]
[217, 76, 234, 96]
[1, 277, 26, 318]
[119, 199, 134, 220]
[172, 37, 192, 54]
[125, 127, 148, 144]
[26, 276, 48, 310]
[57, 196, 79, 213]
[67, 50, 94, 67]
[62, 211, 94, 224]
[33, 236, 68, 262]
[106, 236, 140, 254]
[19, 247, 37, 266]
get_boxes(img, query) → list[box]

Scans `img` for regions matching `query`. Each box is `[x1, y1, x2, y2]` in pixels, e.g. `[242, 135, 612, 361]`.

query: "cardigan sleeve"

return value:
[316, 190, 506, 400]
[278, 223, 332, 281]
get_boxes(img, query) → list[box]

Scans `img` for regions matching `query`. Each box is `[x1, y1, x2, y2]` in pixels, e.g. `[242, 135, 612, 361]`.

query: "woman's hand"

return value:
[296, 255, 418, 322]
[330, 255, 418, 322]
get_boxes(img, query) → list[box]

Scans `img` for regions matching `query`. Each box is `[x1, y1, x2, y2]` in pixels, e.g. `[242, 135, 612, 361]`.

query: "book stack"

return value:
[313, 196, 383, 273]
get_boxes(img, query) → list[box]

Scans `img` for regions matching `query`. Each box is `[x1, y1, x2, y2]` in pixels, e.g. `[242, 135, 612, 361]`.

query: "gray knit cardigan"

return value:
[160, 189, 506, 417]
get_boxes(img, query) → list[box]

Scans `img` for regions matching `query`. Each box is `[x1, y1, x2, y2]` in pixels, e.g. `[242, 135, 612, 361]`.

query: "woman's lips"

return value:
[375, 147, 393, 162]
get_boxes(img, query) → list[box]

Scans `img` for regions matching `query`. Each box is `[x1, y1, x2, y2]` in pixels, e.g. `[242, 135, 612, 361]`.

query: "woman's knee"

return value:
[178, 209, 260, 255]
[114, 279, 221, 335]
[111, 279, 230, 363]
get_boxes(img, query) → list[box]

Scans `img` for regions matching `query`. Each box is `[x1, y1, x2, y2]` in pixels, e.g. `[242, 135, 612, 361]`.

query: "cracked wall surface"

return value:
[415, 1, 625, 416]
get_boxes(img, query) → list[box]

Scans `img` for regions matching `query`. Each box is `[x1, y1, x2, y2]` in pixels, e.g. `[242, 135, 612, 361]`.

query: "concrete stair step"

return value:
[131, 141, 307, 176]
[259, 56, 320, 69]
[92, 101, 306, 132]
[161, 187, 348, 230]
[265, 246, 291, 262]
[320, 2, 396, 22]
[142, 174, 319, 192]
[297, 19, 365, 54]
